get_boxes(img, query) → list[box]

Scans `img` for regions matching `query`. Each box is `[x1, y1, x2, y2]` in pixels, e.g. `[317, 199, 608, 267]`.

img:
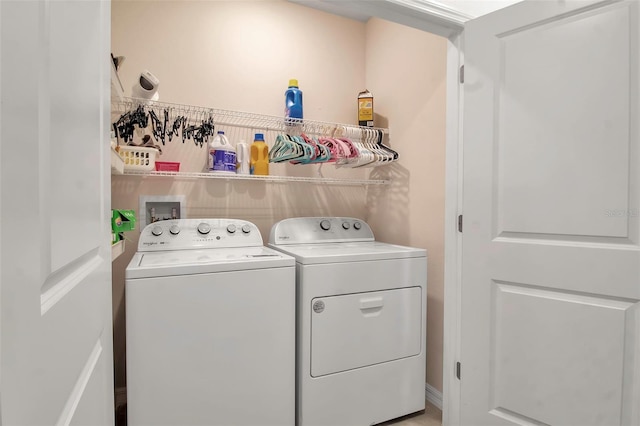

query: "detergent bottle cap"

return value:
[217, 131, 225, 135]
[288, 79, 298, 88]
[254, 133, 264, 141]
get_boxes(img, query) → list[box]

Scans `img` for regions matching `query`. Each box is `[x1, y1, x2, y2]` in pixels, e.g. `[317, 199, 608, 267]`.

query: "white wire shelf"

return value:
[111, 97, 396, 182]
[112, 97, 390, 138]
[117, 170, 390, 186]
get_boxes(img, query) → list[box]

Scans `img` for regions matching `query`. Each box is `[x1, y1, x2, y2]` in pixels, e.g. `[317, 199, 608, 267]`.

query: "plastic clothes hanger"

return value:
[269, 134, 288, 162]
[348, 127, 376, 167]
[294, 134, 330, 164]
[377, 129, 399, 161]
[334, 138, 359, 166]
[289, 135, 316, 164]
[306, 136, 331, 163]
[270, 134, 302, 163]
[300, 134, 321, 160]
[361, 128, 386, 166]
[317, 138, 339, 162]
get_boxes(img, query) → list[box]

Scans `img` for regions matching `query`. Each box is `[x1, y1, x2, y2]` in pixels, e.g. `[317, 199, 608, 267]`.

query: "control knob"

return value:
[241, 224, 251, 234]
[342, 222, 350, 230]
[353, 221, 362, 230]
[151, 226, 163, 236]
[197, 223, 211, 235]
[320, 220, 331, 231]
[227, 224, 237, 234]
[169, 225, 180, 235]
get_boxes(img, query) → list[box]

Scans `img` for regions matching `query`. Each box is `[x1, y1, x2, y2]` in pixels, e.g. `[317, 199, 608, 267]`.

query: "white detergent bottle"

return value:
[236, 140, 250, 175]
[208, 131, 236, 174]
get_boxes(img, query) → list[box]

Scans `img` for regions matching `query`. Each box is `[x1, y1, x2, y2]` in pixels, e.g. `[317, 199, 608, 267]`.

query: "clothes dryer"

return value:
[126, 219, 295, 426]
[269, 217, 427, 426]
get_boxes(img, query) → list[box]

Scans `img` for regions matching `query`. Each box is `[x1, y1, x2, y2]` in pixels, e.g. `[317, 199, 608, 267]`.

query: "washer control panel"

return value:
[138, 219, 262, 251]
[269, 217, 374, 245]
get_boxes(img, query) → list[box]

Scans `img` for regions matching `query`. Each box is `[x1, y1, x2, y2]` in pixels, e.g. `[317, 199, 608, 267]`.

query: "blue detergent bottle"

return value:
[285, 79, 303, 124]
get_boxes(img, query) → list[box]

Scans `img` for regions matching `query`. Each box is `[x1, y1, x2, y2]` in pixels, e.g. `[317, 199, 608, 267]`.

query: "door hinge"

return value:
[456, 362, 461, 380]
[459, 65, 464, 84]
[458, 215, 463, 233]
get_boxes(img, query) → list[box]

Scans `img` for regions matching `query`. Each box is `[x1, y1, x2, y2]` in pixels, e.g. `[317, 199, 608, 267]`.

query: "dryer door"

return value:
[310, 287, 422, 377]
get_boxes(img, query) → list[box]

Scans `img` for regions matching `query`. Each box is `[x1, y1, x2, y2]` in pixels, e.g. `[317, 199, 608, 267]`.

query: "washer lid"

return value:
[126, 246, 294, 279]
[268, 241, 426, 265]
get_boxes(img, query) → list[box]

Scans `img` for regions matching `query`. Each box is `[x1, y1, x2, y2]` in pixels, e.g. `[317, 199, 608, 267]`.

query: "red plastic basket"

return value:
[155, 161, 180, 172]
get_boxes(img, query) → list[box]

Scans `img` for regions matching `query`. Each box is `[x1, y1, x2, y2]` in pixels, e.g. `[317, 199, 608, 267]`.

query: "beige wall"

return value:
[112, 0, 365, 120]
[111, 0, 446, 394]
[365, 18, 447, 391]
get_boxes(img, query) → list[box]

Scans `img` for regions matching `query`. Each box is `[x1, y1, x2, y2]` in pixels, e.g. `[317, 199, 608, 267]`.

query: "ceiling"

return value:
[425, 0, 524, 20]
[289, 0, 523, 26]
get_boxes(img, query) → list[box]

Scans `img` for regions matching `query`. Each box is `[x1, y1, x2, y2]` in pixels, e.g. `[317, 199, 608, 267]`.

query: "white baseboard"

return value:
[425, 382, 443, 410]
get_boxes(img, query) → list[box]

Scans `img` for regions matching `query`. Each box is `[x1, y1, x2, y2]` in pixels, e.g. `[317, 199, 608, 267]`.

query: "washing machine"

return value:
[268, 217, 427, 426]
[125, 219, 295, 426]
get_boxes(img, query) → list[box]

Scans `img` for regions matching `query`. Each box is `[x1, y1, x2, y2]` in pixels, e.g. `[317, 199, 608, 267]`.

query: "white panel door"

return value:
[461, 1, 640, 425]
[0, 1, 114, 425]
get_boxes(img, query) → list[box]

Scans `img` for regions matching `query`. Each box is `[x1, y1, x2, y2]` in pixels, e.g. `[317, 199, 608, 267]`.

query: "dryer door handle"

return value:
[360, 297, 384, 311]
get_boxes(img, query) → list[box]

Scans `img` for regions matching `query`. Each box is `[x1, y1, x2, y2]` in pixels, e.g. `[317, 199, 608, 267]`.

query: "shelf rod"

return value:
[117, 170, 389, 186]
[111, 97, 389, 135]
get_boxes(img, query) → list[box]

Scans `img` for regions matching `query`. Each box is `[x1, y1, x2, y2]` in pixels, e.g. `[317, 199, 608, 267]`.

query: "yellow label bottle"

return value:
[250, 133, 269, 176]
[358, 89, 374, 127]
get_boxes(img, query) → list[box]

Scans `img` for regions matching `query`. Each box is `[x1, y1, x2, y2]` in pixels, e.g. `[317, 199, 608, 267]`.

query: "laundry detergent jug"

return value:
[208, 131, 236, 174]
[250, 133, 269, 176]
[236, 140, 250, 175]
[285, 79, 303, 125]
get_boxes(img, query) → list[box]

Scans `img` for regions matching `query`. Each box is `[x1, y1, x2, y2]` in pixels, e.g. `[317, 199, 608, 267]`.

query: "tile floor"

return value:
[380, 401, 442, 426]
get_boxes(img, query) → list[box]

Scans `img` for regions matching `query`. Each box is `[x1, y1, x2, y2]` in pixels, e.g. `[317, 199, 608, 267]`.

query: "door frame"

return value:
[0, 1, 465, 423]
[442, 32, 463, 426]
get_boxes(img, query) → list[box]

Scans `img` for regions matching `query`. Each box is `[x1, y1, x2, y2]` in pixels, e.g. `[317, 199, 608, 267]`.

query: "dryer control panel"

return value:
[137, 219, 263, 251]
[269, 217, 375, 245]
